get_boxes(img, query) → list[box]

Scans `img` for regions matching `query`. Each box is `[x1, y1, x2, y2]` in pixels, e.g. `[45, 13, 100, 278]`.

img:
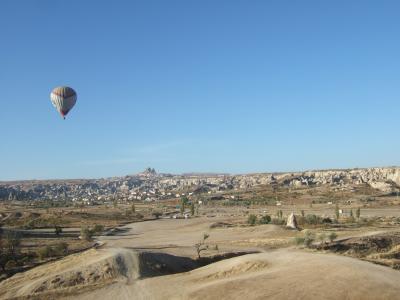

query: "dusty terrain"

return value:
[1, 210, 400, 300]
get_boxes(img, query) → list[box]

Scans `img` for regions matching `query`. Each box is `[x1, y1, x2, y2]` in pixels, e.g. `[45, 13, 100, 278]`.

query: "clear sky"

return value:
[1, 0, 400, 180]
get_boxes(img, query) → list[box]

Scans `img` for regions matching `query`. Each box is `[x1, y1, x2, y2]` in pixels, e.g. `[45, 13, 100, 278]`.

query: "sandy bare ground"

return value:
[98, 217, 293, 255]
[1, 216, 400, 300]
[75, 249, 400, 300]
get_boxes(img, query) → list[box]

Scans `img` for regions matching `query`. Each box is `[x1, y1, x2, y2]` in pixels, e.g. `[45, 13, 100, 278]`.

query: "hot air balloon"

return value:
[50, 86, 77, 119]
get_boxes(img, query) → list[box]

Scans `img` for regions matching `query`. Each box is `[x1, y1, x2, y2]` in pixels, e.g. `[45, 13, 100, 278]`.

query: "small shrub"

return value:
[318, 233, 327, 244]
[5, 260, 17, 270]
[20, 256, 30, 264]
[55, 226, 62, 236]
[294, 236, 305, 245]
[335, 203, 340, 220]
[135, 213, 144, 219]
[80, 226, 93, 241]
[194, 233, 210, 259]
[53, 242, 68, 256]
[321, 217, 332, 224]
[37, 245, 52, 260]
[152, 211, 162, 219]
[328, 232, 337, 242]
[190, 203, 195, 216]
[247, 214, 257, 226]
[305, 214, 319, 225]
[259, 215, 271, 224]
[347, 216, 355, 223]
[294, 231, 315, 248]
[303, 231, 315, 247]
[271, 218, 285, 225]
[23, 219, 35, 229]
[92, 224, 104, 234]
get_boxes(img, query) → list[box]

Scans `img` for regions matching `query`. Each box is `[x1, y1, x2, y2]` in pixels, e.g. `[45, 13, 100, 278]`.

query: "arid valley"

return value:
[0, 167, 400, 299]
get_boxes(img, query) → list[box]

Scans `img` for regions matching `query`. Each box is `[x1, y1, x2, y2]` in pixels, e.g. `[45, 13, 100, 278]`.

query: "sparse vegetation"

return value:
[5, 231, 21, 256]
[194, 233, 210, 259]
[92, 224, 104, 234]
[258, 215, 271, 224]
[304, 231, 315, 247]
[271, 218, 286, 225]
[335, 203, 340, 220]
[295, 230, 315, 248]
[37, 242, 68, 260]
[80, 226, 93, 241]
[356, 207, 361, 219]
[54, 225, 62, 236]
[247, 214, 257, 226]
[328, 232, 338, 242]
[152, 211, 162, 219]
[190, 202, 195, 216]
[318, 233, 327, 244]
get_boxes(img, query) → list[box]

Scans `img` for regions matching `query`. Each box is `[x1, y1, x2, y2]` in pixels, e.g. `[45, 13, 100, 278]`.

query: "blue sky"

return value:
[1, 0, 400, 180]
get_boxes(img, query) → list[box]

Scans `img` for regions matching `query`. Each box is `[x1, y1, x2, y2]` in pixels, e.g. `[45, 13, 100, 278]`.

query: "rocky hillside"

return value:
[1, 167, 399, 201]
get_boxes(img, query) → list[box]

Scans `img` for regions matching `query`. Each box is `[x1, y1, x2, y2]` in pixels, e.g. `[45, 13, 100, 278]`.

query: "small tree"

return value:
[80, 226, 93, 241]
[259, 215, 271, 224]
[55, 225, 62, 236]
[181, 196, 189, 206]
[180, 196, 189, 214]
[190, 202, 195, 216]
[5, 231, 21, 255]
[356, 207, 360, 219]
[194, 233, 210, 259]
[305, 214, 319, 225]
[247, 214, 257, 226]
[335, 203, 340, 220]
[131, 203, 136, 213]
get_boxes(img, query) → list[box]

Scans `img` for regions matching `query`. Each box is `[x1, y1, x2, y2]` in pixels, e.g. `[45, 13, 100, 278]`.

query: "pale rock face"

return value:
[290, 180, 302, 187]
[369, 181, 393, 192]
[286, 213, 298, 230]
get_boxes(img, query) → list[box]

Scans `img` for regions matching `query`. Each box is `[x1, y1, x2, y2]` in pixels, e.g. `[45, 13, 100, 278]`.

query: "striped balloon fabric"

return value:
[50, 86, 77, 119]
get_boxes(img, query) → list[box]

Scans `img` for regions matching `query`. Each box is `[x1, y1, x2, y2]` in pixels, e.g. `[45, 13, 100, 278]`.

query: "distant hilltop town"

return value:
[1, 167, 399, 205]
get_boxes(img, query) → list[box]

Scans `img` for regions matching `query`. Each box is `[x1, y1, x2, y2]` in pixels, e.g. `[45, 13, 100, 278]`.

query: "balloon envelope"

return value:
[50, 86, 77, 119]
